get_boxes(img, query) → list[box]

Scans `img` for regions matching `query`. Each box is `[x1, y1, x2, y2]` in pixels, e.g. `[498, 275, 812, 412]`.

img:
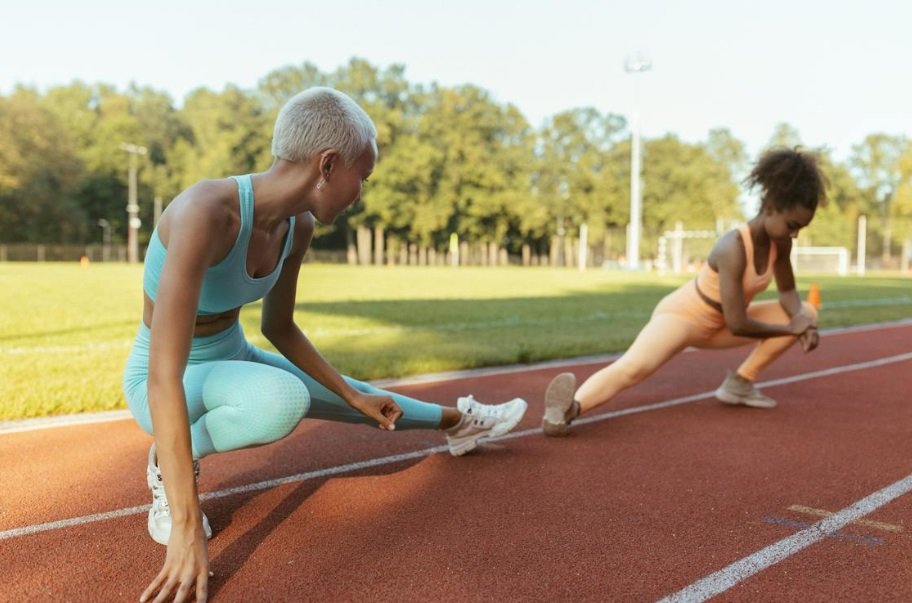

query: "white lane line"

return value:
[0, 448, 448, 541]
[657, 472, 912, 603]
[4, 318, 911, 435]
[3, 350, 911, 542]
[0, 410, 134, 434]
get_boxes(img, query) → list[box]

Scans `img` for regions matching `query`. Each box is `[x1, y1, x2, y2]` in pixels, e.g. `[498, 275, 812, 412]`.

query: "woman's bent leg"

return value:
[124, 360, 311, 459]
[702, 301, 818, 381]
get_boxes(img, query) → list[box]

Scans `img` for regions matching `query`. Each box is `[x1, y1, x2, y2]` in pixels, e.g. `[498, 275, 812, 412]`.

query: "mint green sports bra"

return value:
[143, 175, 296, 315]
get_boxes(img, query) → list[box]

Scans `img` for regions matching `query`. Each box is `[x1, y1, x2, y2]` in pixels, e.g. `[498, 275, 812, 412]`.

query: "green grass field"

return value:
[1, 262, 910, 421]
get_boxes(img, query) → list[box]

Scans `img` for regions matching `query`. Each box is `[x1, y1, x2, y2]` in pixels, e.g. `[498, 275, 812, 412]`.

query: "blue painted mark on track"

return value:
[763, 515, 883, 546]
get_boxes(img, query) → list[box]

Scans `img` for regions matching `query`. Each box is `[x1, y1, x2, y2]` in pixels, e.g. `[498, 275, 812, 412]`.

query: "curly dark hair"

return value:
[744, 147, 828, 212]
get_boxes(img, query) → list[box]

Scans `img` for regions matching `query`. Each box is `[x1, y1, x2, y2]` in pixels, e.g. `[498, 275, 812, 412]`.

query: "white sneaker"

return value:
[147, 444, 212, 546]
[445, 395, 528, 456]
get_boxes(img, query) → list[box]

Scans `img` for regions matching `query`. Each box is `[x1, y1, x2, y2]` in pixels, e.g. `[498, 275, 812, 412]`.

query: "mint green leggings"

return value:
[122, 322, 443, 459]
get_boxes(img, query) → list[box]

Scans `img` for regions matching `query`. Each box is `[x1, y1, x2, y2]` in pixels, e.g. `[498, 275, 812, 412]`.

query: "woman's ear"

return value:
[319, 150, 339, 180]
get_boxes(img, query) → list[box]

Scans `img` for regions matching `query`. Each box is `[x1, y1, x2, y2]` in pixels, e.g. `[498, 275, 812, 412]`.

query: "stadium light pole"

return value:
[624, 53, 652, 270]
[120, 143, 147, 264]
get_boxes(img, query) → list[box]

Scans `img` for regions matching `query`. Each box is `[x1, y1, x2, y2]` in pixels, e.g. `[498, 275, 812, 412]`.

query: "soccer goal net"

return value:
[790, 246, 850, 275]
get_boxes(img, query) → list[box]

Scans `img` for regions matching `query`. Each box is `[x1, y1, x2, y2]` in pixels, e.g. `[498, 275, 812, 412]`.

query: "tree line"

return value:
[1, 57, 910, 264]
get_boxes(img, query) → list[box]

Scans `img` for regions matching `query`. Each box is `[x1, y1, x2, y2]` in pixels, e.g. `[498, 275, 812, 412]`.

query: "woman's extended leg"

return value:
[244, 345, 527, 456]
[244, 345, 446, 429]
[573, 313, 704, 412]
[542, 312, 705, 436]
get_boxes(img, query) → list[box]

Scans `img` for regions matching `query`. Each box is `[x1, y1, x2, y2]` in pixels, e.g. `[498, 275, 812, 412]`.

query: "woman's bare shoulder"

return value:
[708, 228, 745, 271]
[158, 179, 240, 245]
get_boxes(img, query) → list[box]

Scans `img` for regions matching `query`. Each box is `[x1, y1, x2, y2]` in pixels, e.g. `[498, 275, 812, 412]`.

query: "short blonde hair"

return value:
[271, 87, 377, 165]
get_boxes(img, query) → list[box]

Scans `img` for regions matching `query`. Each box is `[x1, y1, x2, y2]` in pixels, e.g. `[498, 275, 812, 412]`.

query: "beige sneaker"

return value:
[715, 370, 777, 409]
[541, 372, 577, 436]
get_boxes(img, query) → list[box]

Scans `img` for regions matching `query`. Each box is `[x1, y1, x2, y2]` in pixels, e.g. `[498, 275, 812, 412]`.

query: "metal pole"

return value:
[628, 109, 642, 269]
[624, 53, 652, 271]
[98, 219, 111, 262]
[857, 215, 867, 276]
[120, 143, 147, 264]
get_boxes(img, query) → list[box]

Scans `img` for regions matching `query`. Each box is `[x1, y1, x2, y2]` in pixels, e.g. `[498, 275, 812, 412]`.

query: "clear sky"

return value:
[3, 0, 909, 161]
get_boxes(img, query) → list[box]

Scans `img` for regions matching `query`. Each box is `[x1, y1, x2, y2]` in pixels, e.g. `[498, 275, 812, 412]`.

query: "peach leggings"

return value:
[575, 282, 818, 412]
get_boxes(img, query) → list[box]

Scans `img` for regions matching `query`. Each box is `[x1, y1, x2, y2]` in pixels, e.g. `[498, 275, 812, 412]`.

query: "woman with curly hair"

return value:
[542, 147, 827, 436]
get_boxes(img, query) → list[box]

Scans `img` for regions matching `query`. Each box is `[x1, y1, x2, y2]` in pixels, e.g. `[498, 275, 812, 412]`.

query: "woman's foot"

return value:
[445, 395, 528, 456]
[541, 372, 579, 436]
[714, 370, 777, 408]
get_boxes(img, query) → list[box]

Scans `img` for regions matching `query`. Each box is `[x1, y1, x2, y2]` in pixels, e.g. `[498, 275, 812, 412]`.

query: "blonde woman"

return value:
[124, 87, 526, 603]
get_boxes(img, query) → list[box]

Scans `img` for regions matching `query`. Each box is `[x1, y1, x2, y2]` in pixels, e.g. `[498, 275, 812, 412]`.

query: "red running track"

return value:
[2, 321, 911, 602]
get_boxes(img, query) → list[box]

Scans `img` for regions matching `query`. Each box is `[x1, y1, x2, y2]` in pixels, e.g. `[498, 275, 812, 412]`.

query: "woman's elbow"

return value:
[262, 321, 293, 346]
[726, 319, 750, 337]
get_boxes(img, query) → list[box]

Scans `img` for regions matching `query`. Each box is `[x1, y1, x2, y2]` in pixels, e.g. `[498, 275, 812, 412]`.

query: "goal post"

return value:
[790, 246, 850, 276]
[656, 222, 717, 274]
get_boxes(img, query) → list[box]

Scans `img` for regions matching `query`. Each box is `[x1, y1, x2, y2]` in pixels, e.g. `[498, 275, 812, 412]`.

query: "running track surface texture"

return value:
[2, 321, 912, 602]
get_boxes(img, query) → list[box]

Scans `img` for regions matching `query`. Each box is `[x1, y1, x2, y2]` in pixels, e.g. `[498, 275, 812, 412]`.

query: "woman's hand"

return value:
[348, 392, 403, 431]
[787, 312, 815, 337]
[140, 521, 211, 603]
[798, 325, 820, 353]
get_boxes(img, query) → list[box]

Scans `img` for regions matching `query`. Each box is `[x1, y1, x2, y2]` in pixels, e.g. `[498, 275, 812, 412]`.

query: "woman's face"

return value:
[314, 144, 376, 224]
[763, 204, 815, 241]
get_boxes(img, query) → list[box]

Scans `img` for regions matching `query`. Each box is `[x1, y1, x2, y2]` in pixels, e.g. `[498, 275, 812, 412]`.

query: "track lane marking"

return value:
[3, 350, 911, 542]
[658, 473, 912, 602]
[787, 504, 904, 533]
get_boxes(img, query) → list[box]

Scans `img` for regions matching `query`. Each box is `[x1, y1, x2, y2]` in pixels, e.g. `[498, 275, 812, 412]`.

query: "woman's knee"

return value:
[248, 373, 311, 440]
[204, 366, 311, 445]
[801, 301, 819, 320]
[611, 358, 655, 388]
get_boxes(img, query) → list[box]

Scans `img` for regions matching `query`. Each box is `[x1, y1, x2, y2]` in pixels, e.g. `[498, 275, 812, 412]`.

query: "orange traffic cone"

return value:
[806, 282, 821, 310]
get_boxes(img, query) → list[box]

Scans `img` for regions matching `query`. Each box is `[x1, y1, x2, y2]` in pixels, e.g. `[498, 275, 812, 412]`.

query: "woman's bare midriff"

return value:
[143, 293, 242, 337]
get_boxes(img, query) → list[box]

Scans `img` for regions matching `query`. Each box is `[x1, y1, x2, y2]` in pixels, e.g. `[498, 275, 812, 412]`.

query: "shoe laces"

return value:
[150, 471, 170, 516]
[150, 460, 201, 517]
[462, 396, 508, 427]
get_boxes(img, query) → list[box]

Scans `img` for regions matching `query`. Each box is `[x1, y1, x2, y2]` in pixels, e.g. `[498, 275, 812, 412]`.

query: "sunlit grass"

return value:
[1, 262, 909, 420]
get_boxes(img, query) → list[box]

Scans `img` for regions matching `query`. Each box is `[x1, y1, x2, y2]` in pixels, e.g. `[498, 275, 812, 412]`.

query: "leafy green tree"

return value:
[330, 58, 416, 244]
[397, 85, 534, 249]
[0, 87, 83, 242]
[173, 85, 271, 191]
[803, 152, 864, 251]
[534, 108, 627, 248]
[850, 133, 908, 260]
[704, 128, 749, 215]
[641, 135, 741, 234]
[888, 142, 912, 252]
[766, 122, 803, 149]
